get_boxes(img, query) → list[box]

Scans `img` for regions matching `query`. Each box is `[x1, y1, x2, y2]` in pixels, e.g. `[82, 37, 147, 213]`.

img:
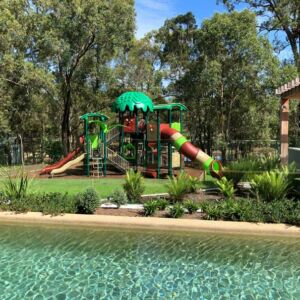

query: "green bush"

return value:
[75, 188, 99, 214]
[166, 171, 189, 202]
[199, 198, 300, 225]
[223, 159, 258, 186]
[0, 192, 77, 215]
[251, 170, 291, 202]
[216, 177, 235, 199]
[31, 192, 76, 215]
[183, 200, 199, 214]
[109, 189, 128, 207]
[143, 200, 158, 216]
[123, 169, 145, 203]
[155, 198, 169, 211]
[223, 155, 281, 186]
[186, 175, 201, 193]
[168, 203, 185, 218]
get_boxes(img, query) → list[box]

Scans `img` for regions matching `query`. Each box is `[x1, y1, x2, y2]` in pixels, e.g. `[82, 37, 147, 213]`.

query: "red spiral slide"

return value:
[40, 147, 82, 175]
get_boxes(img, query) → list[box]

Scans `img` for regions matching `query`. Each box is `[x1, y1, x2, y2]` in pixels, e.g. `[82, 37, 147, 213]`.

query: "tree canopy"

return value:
[0, 1, 298, 161]
[220, 0, 300, 72]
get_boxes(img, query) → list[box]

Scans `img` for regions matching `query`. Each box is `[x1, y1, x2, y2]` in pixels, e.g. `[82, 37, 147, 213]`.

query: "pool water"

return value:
[0, 224, 299, 299]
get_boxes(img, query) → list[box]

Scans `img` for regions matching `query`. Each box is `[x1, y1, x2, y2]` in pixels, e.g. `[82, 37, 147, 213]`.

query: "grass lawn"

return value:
[0, 177, 215, 198]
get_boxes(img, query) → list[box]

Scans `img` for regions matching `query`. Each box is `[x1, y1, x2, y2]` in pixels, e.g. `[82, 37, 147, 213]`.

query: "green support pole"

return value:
[179, 110, 183, 171]
[120, 113, 125, 155]
[144, 112, 149, 168]
[103, 131, 107, 177]
[168, 110, 172, 176]
[85, 119, 90, 176]
[156, 110, 161, 178]
[135, 112, 139, 171]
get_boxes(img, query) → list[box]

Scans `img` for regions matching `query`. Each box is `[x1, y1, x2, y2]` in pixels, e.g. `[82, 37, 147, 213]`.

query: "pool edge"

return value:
[0, 212, 299, 237]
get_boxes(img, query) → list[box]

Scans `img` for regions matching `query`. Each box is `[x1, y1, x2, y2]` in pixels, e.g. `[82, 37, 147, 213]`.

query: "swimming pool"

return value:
[0, 223, 299, 299]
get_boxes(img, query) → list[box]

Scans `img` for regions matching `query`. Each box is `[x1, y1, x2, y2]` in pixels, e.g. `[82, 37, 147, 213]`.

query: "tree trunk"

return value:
[61, 82, 72, 155]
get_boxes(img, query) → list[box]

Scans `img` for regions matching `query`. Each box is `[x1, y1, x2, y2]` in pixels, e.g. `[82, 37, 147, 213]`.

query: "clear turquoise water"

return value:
[0, 224, 299, 300]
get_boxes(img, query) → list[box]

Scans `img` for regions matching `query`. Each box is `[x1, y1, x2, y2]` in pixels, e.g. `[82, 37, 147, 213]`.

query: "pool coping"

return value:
[0, 212, 299, 237]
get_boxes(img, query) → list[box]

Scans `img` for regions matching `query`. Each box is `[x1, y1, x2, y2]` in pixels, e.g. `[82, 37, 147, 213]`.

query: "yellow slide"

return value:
[50, 153, 85, 175]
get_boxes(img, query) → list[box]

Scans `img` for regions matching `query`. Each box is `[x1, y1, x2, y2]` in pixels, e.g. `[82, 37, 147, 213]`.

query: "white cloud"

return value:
[135, 0, 176, 39]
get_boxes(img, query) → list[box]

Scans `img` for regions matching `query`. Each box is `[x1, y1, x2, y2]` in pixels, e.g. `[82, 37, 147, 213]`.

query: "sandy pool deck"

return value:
[0, 212, 299, 237]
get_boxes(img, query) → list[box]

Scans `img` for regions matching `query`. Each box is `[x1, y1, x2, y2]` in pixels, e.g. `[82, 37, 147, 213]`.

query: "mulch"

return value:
[95, 208, 206, 220]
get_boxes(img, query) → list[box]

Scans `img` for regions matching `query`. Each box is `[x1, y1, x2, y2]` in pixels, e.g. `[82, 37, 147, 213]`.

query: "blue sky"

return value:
[135, 0, 235, 38]
[135, 0, 292, 60]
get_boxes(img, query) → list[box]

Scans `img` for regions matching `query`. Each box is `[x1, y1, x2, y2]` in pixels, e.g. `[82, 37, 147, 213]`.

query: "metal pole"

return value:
[180, 110, 183, 171]
[156, 110, 161, 178]
[103, 131, 107, 177]
[85, 119, 90, 176]
[168, 110, 172, 176]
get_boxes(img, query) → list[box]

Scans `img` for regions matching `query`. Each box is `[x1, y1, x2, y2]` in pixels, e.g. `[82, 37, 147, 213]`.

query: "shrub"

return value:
[31, 192, 76, 215]
[223, 159, 258, 186]
[109, 189, 128, 207]
[155, 198, 169, 210]
[258, 155, 281, 171]
[168, 203, 185, 218]
[143, 200, 158, 216]
[0, 192, 77, 215]
[186, 175, 201, 193]
[75, 188, 99, 214]
[199, 198, 300, 225]
[223, 155, 281, 186]
[183, 200, 199, 214]
[166, 171, 189, 202]
[216, 177, 235, 199]
[251, 170, 290, 202]
[123, 169, 145, 203]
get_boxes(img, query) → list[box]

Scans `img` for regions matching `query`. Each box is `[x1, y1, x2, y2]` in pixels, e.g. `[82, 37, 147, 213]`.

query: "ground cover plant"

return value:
[0, 188, 100, 215]
[168, 203, 185, 218]
[143, 200, 159, 216]
[183, 200, 199, 214]
[199, 198, 300, 226]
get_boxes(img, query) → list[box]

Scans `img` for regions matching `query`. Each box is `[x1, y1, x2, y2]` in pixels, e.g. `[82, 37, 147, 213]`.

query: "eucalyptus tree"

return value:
[30, 0, 135, 153]
[159, 11, 286, 155]
[113, 37, 164, 99]
[220, 0, 300, 73]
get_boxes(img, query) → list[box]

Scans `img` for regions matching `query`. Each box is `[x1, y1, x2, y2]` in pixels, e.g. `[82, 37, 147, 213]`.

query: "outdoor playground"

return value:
[39, 91, 222, 180]
[0, 83, 299, 223]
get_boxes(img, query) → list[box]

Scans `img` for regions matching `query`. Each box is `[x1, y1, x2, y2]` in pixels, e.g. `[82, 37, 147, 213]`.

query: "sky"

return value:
[135, 0, 236, 39]
[135, 0, 292, 61]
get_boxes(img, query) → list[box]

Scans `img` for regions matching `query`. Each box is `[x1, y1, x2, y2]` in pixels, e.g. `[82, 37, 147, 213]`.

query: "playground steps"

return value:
[106, 127, 119, 145]
[91, 157, 103, 177]
[105, 147, 130, 173]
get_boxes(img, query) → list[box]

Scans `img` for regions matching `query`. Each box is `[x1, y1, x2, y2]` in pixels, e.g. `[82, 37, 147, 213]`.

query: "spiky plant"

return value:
[123, 169, 145, 203]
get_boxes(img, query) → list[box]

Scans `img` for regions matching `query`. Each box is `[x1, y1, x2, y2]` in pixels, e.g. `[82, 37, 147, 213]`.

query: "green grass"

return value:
[0, 177, 215, 198]
[0, 178, 166, 198]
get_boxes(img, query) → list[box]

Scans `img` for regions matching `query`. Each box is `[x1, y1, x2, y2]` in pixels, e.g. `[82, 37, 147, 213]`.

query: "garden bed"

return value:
[95, 208, 205, 219]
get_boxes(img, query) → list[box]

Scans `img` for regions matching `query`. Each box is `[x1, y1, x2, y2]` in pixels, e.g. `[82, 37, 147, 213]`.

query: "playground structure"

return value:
[40, 92, 222, 178]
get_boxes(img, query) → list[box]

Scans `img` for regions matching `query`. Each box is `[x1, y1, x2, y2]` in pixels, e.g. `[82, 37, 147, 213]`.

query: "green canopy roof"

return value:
[153, 103, 188, 111]
[79, 112, 109, 121]
[112, 91, 154, 113]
